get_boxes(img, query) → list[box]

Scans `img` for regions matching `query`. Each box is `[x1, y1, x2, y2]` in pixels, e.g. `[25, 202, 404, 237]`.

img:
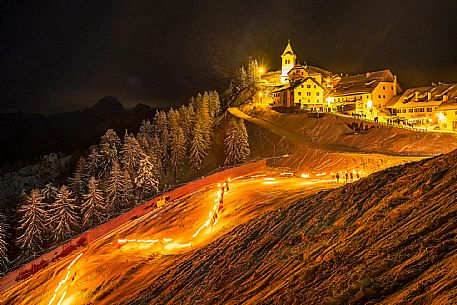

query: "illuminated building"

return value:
[388, 83, 457, 129]
[326, 70, 400, 118]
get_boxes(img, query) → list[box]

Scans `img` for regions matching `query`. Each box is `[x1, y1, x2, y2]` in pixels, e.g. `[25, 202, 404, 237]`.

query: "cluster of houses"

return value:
[260, 40, 457, 132]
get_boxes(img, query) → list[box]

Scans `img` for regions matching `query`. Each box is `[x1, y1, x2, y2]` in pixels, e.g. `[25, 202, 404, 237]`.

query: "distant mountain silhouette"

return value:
[0, 96, 158, 168]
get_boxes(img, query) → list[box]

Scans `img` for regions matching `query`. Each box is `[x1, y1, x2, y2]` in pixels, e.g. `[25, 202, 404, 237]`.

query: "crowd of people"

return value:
[333, 171, 361, 183]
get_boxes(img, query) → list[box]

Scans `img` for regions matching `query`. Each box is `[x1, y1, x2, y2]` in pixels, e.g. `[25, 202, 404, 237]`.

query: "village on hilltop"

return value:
[258, 40, 457, 132]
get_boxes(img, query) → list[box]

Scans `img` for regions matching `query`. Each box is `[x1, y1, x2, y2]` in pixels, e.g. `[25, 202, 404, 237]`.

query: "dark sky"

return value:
[2, 0, 457, 113]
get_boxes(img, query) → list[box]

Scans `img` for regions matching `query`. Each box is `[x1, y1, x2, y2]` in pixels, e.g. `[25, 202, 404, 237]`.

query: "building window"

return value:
[391, 87, 393, 90]
[314, 85, 316, 88]
[402, 109, 406, 113]
[301, 85, 304, 88]
[409, 109, 413, 113]
[298, 92, 302, 96]
[427, 108, 432, 112]
[307, 85, 311, 88]
[383, 95, 385, 98]
[316, 92, 320, 96]
[383, 86, 385, 90]
[307, 92, 311, 96]
[378, 95, 381, 98]
[367, 95, 369, 99]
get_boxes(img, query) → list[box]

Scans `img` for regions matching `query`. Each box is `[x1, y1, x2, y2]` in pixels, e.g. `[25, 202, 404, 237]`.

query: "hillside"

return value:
[242, 105, 457, 156]
[132, 149, 457, 304]
[0, 96, 157, 168]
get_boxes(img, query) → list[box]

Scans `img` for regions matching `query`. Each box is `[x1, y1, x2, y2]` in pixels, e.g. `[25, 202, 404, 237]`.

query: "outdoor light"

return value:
[436, 112, 445, 121]
[367, 100, 373, 109]
[258, 67, 265, 74]
[258, 91, 264, 97]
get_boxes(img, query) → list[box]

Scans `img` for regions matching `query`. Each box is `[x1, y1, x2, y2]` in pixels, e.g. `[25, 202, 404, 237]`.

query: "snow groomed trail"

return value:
[1, 171, 340, 305]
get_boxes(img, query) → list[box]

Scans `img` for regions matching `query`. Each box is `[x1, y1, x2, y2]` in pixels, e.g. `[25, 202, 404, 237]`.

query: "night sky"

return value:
[2, 0, 457, 113]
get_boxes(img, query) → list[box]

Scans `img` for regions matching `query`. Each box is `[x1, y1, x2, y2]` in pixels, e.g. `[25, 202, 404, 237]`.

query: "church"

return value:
[261, 40, 334, 111]
[261, 40, 399, 118]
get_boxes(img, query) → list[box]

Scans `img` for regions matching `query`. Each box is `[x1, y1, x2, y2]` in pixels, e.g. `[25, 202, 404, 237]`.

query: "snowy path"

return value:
[1, 173, 339, 305]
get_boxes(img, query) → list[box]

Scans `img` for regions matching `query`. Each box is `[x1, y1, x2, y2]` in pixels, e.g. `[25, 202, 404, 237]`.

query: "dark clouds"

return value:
[2, 0, 456, 113]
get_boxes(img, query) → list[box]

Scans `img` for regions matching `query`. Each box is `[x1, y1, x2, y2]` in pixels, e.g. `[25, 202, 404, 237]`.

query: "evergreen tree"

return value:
[105, 159, 124, 213]
[121, 132, 143, 181]
[170, 125, 186, 179]
[51, 186, 79, 243]
[153, 111, 169, 172]
[224, 118, 250, 165]
[149, 135, 163, 176]
[84, 147, 103, 179]
[247, 58, 261, 89]
[0, 213, 9, 273]
[16, 189, 49, 262]
[179, 105, 192, 151]
[209, 90, 221, 118]
[82, 177, 107, 229]
[69, 156, 86, 205]
[119, 169, 134, 209]
[99, 129, 121, 176]
[189, 120, 207, 170]
[135, 156, 159, 200]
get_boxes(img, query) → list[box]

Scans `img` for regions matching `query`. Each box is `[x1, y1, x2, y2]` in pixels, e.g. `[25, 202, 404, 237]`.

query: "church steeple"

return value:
[281, 39, 297, 83]
[282, 39, 295, 56]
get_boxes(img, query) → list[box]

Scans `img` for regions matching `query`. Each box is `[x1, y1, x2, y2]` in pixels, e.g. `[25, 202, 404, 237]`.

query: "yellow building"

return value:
[293, 77, 325, 110]
[388, 83, 457, 129]
[327, 70, 400, 118]
[436, 99, 457, 131]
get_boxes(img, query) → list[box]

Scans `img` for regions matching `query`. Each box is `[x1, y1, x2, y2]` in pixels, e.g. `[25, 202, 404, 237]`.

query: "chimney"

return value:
[394, 75, 397, 95]
[443, 94, 448, 102]
[366, 72, 371, 78]
[415, 92, 419, 101]
[427, 92, 431, 100]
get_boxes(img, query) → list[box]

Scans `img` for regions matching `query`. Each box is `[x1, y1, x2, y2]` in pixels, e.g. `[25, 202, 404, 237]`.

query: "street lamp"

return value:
[258, 67, 265, 75]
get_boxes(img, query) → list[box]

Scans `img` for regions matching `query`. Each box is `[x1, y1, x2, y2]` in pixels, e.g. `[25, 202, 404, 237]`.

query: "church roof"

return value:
[281, 40, 295, 56]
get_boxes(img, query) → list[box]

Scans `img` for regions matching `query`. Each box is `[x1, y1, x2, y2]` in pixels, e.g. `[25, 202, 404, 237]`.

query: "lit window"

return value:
[307, 92, 311, 96]
[298, 92, 302, 96]
[307, 85, 311, 88]
[427, 108, 432, 112]
[314, 85, 316, 88]
[316, 92, 320, 96]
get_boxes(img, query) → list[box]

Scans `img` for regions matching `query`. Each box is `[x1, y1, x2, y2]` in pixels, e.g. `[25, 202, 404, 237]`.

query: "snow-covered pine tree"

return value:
[153, 111, 169, 172]
[16, 189, 49, 262]
[105, 159, 124, 213]
[149, 135, 163, 178]
[170, 123, 186, 179]
[99, 129, 121, 177]
[82, 177, 107, 229]
[189, 119, 207, 170]
[121, 132, 143, 181]
[179, 105, 192, 151]
[209, 90, 221, 118]
[84, 147, 103, 179]
[69, 156, 86, 205]
[135, 156, 159, 200]
[41, 182, 58, 204]
[119, 169, 134, 209]
[238, 66, 248, 90]
[0, 213, 9, 273]
[247, 58, 260, 90]
[224, 118, 250, 165]
[51, 186, 79, 243]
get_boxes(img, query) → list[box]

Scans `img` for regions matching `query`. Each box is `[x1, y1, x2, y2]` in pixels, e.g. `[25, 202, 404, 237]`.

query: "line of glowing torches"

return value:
[116, 181, 228, 249]
[48, 252, 83, 305]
